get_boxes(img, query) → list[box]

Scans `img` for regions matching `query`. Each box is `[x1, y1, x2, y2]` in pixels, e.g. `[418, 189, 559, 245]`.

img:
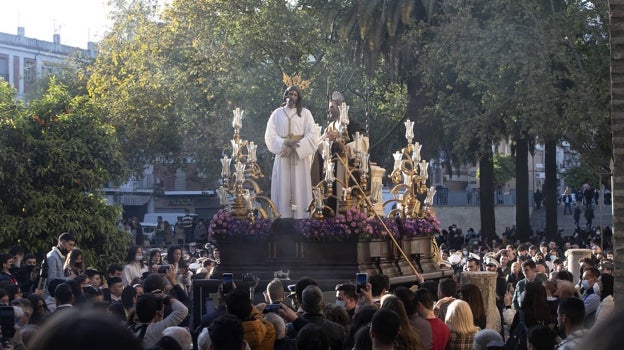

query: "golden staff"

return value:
[335, 156, 424, 282]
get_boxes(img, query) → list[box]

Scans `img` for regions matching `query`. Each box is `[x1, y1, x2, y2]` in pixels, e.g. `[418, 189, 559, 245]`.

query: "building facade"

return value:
[0, 27, 96, 99]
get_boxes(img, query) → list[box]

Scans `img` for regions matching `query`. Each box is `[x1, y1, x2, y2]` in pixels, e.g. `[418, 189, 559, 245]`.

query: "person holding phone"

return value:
[226, 288, 276, 350]
[130, 292, 188, 348]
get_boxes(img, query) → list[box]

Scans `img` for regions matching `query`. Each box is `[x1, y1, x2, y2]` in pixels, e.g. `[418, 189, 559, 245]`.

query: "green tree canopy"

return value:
[0, 79, 130, 268]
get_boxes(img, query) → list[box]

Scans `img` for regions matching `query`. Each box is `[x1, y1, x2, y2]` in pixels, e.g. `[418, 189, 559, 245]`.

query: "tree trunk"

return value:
[515, 136, 530, 242]
[544, 140, 559, 241]
[608, 0, 624, 308]
[479, 148, 496, 244]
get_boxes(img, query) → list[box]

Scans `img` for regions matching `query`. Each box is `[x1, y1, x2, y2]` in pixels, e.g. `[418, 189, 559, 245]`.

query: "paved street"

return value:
[529, 202, 613, 236]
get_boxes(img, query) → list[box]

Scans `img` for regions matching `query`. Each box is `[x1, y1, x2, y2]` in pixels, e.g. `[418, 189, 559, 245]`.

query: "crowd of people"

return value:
[0, 222, 617, 350]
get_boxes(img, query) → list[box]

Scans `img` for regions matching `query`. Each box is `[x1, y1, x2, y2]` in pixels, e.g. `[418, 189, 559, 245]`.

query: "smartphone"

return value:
[356, 273, 367, 294]
[0, 306, 15, 340]
[222, 273, 233, 294]
[157, 265, 169, 273]
[263, 304, 280, 314]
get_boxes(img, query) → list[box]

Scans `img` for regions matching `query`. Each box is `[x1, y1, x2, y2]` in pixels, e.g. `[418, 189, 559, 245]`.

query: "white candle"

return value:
[360, 153, 369, 173]
[243, 190, 253, 210]
[393, 151, 402, 171]
[354, 132, 361, 153]
[324, 161, 335, 183]
[248, 142, 257, 162]
[420, 160, 428, 179]
[404, 119, 414, 141]
[235, 161, 246, 182]
[232, 108, 243, 129]
[231, 139, 239, 158]
[412, 142, 421, 163]
[425, 186, 436, 206]
[322, 140, 331, 160]
[339, 102, 349, 128]
[221, 156, 231, 177]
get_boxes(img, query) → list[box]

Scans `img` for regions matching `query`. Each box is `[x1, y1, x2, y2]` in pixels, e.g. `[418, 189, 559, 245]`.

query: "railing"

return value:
[432, 189, 517, 206]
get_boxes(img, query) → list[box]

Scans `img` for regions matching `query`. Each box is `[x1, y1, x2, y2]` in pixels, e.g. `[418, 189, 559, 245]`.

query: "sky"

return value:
[0, 0, 113, 49]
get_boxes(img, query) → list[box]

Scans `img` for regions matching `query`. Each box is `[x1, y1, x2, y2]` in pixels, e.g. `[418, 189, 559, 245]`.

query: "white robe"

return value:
[265, 106, 318, 219]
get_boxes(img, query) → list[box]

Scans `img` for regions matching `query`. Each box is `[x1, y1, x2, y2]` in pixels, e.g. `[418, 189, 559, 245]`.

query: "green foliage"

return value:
[87, 0, 427, 190]
[83, 0, 608, 233]
[493, 154, 515, 186]
[562, 165, 599, 192]
[0, 79, 130, 269]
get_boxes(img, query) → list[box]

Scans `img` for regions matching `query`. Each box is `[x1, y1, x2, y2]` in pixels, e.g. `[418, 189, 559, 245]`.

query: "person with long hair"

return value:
[504, 281, 552, 344]
[264, 84, 318, 219]
[381, 295, 423, 350]
[148, 249, 163, 273]
[122, 245, 147, 287]
[63, 248, 84, 278]
[458, 284, 486, 330]
[444, 299, 479, 350]
[27, 293, 49, 325]
[595, 273, 614, 325]
[166, 245, 185, 272]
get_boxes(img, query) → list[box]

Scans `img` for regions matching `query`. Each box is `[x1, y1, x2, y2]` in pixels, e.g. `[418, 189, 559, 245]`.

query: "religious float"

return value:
[204, 91, 453, 290]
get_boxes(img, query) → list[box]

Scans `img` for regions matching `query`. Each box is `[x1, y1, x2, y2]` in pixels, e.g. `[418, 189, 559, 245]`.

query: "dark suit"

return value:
[300, 312, 345, 350]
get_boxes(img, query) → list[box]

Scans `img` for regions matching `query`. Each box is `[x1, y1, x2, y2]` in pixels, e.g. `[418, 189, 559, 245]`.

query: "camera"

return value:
[157, 265, 169, 273]
[356, 273, 367, 294]
[222, 273, 233, 294]
[0, 306, 15, 341]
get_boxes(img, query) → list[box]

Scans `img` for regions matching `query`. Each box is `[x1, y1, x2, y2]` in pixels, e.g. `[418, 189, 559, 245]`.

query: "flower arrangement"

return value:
[296, 208, 372, 241]
[295, 217, 339, 241]
[208, 207, 440, 241]
[366, 216, 400, 240]
[398, 208, 441, 238]
[338, 208, 374, 239]
[208, 209, 272, 240]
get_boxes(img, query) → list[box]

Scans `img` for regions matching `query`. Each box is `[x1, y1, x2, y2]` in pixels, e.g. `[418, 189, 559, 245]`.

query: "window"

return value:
[0, 57, 8, 82]
[24, 61, 34, 83]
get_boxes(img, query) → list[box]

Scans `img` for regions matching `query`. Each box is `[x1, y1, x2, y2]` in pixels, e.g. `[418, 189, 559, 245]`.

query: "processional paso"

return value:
[214, 77, 439, 279]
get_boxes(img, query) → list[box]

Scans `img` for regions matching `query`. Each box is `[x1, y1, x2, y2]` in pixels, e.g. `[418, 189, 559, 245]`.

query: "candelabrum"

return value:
[385, 119, 436, 218]
[218, 107, 278, 219]
[310, 102, 372, 218]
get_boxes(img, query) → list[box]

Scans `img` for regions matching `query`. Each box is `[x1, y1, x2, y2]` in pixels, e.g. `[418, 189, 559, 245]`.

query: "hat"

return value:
[484, 258, 500, 268]
[468, 252, 481, 260]
[473, 329, 504, 350]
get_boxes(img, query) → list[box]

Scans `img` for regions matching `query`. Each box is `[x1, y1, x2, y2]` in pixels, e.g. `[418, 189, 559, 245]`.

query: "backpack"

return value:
[506, 310, 528, 350]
